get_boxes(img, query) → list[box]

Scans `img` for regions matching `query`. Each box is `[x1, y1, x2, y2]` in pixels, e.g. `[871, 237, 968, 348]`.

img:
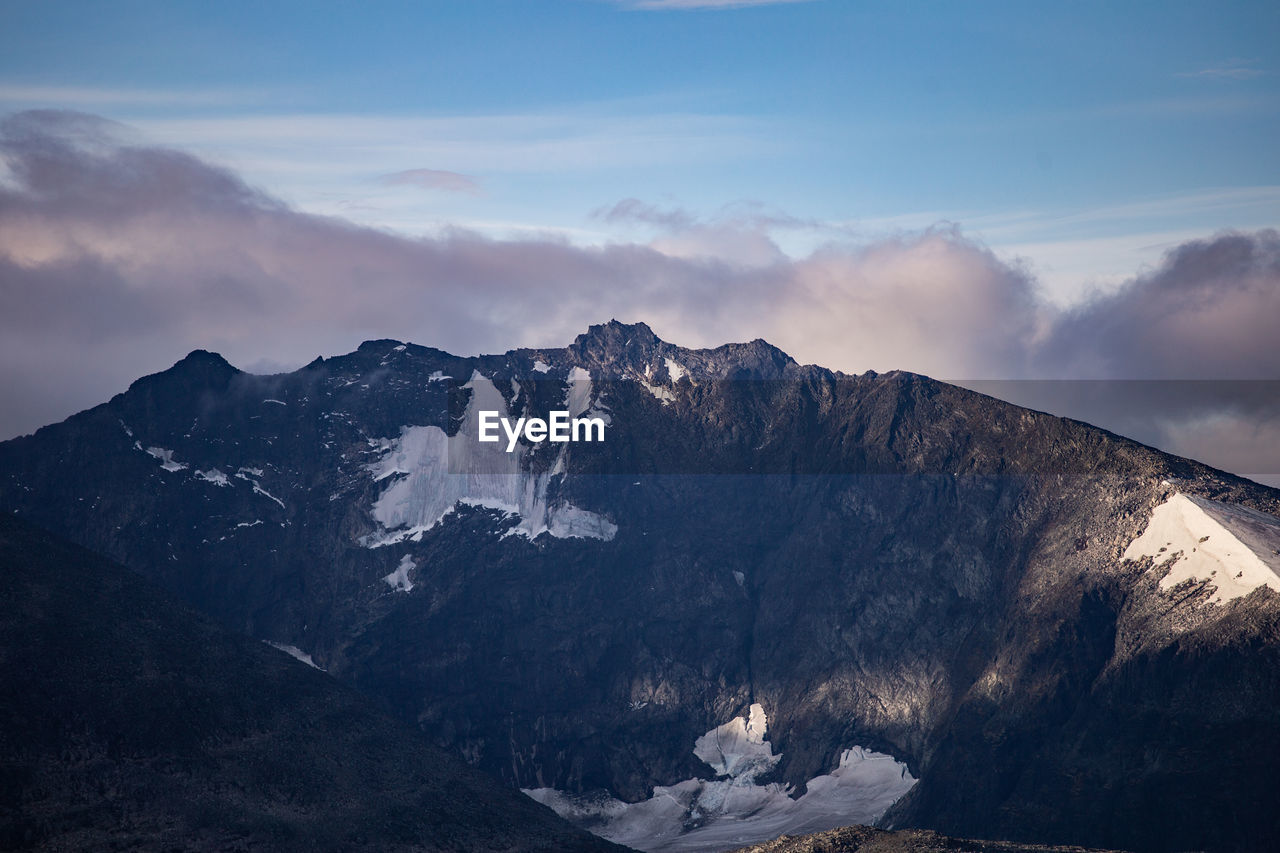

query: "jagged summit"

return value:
[566, 320, 664, 375]
[573, 319, 661, 349]
[357, 338, 406, 352]
[564, 319, 798, 381]
[174, 348, 238, 372]
[234, 322, 808, 390]
[126, 348, 239, 396]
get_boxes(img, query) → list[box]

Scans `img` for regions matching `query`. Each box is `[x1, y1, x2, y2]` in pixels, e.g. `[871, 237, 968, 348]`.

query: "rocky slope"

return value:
[1, 320, 1277, 851]
[0, 513, 624, 852]
[731, 824, 1119, 852]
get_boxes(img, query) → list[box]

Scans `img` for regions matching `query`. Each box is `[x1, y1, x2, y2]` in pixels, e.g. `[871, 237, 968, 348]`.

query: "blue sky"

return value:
[3, 0, 1277, 301]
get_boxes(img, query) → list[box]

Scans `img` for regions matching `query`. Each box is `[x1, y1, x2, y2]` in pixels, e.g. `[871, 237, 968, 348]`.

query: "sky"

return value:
[0, 0, 1278, 482]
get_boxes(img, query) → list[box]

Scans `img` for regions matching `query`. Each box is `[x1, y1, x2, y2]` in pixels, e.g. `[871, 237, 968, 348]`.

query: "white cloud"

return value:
[380, 168, 482, 195]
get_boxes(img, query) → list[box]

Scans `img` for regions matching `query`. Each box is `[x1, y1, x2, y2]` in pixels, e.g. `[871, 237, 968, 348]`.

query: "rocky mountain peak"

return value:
[175, 348, 238, 373]
[567, 319, 798, 381]
[567, 319, 662, 371]
[126, 348, 240, 396]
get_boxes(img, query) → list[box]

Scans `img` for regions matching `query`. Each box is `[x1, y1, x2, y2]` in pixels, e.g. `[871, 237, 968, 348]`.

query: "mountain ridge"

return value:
[2, 320, 1278, 851]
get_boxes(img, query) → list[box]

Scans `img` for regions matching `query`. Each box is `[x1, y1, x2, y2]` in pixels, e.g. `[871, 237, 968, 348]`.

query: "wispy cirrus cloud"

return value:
[1176, 59, 1264, 80]
[0, 83, 264, 107]
[379, 168, 482, 195]
[126, 110, 775, 182]
[616, 0, 817, 10]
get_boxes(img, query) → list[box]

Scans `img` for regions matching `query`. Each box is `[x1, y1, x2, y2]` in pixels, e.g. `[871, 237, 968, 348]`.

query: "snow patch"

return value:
[533, 359, 551, 373]
[693, 703, 779, 780]
[566, 366, 593, 418]
[1124, 494, 1280, 604]
[362, 371, 614, 547]
[266, 642, 322, 670]
[642, 380, 676, 404]
[234, 467, 284, 510]
[548, 504, 619, 541]
[145, 447, 188, 472]
[252, 484, 285, 509]
[194, 468, 230, 487]
[526, 704, 915, 852]
[637, 360, 685, 404]
[428, 370, 450, 382]
[383, 554, 416, 592]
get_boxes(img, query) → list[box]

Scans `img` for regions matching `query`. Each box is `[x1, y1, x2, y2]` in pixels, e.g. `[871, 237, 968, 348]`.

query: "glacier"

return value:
[525, 703, 916, 852]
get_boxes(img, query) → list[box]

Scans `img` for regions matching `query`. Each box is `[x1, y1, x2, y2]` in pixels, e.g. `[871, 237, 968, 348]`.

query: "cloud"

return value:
[379, 168, 481, 195]
[1035, 230, 1280, 379]
[594, 198, 696, 230]
[0, 83, 258, 107]
[1, 110, 1277, 480]
[955, 379, 1280, 482]
[132, 110, 771, 176]
[593, 199, 830, 267]
[1176, 60, 1264, 80]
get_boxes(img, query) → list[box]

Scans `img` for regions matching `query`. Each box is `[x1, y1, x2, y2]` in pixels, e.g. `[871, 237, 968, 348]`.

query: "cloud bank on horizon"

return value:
[1, 110, 1278, 481]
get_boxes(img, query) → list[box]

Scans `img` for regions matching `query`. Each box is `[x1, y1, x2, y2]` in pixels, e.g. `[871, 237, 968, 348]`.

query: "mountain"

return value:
[2, 320, 1278, 852]
[0, 513, 625, 852]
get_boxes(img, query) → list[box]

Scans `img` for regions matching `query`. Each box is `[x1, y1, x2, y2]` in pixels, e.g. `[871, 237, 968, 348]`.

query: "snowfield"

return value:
[525, 703, 916, 852]
[383, 554, 416, 592]
[362, 370, 616, 547]
[265, 641, 322, 670]
[1124, 493, 1280, 604]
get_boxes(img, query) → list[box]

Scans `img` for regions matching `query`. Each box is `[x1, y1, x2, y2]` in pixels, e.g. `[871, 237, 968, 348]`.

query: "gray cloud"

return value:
[593, 198, 697, 230]
[1035, 230, 1280, 379]
[379, 168, 481, 195]
[1, 110, 1277, 481]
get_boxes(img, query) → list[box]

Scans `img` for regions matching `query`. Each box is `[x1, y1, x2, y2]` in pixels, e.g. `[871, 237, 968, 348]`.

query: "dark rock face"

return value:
[0, 514, 625, 852]
[2, 320, 1278, 851]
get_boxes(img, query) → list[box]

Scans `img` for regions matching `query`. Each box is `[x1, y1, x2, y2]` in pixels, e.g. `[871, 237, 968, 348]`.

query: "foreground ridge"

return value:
[0, 514, 623, 852]
[733, 824, 1124, 853]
